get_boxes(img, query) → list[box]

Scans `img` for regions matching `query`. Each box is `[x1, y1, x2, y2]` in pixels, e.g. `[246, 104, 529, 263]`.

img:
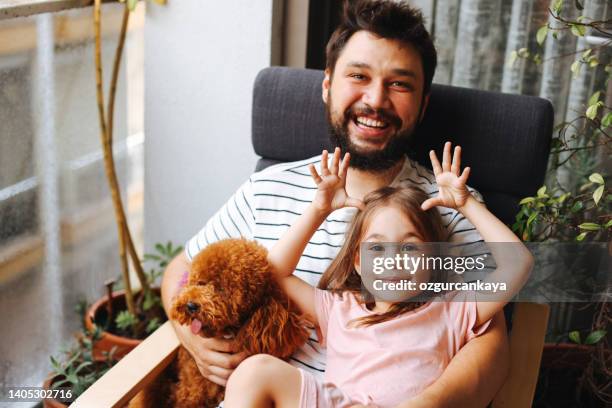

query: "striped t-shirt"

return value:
[185, 154, 484, 377]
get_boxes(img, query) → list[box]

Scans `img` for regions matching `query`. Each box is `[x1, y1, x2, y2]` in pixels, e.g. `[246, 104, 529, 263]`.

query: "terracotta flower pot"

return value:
[41, 375, 69, 408]
[85, 290, 143, 359]
[541, 342, 593, 370]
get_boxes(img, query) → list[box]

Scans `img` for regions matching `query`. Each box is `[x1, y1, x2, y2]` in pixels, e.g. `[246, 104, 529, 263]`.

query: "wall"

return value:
[144, 0, 275, 250]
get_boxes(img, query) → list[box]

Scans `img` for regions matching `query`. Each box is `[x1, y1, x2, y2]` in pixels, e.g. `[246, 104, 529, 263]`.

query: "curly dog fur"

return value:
[130, 238, 310, 408]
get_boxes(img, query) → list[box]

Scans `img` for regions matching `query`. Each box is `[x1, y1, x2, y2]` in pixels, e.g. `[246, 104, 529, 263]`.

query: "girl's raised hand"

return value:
[421, 142, 472, 211]
[309, 148, 364, 213]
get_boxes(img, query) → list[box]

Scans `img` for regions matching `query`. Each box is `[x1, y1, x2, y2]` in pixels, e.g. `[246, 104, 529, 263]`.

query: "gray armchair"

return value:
[72, 67, 554, 408]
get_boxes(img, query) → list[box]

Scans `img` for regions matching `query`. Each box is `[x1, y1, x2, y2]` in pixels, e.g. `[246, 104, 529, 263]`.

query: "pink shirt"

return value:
[314, 289, 491, 407]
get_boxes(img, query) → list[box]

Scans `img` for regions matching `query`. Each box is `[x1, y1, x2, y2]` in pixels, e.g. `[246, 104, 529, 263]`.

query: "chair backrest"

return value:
[252, 67, 554, 225]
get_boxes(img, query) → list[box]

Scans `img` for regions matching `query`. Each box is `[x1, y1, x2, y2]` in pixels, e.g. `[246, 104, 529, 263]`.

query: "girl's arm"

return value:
[422, 142, 534, 327]
[268, 148, 363, 321]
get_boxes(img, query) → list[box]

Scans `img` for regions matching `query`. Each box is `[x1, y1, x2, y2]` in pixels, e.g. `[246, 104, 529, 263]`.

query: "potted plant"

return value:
[84, 242, 182, 358]
[510, 1, 611, 405]
[84, 0, 171, 358]
[43, 304, 119, 408]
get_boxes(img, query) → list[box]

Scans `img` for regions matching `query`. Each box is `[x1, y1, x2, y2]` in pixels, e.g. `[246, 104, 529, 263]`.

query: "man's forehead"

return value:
[335, 30, 422, 75]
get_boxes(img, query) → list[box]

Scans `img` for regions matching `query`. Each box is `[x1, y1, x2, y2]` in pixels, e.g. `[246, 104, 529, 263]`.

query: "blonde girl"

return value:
[224, 143, 533, 408]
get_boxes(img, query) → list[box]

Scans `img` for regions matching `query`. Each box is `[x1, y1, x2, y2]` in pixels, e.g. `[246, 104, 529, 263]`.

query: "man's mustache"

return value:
[344, 105, 402, 129]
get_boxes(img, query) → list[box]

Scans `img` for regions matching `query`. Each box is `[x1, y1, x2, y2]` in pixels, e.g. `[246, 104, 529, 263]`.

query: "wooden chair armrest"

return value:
[71, 321, 180, 408]
[491, 302, 550, 408]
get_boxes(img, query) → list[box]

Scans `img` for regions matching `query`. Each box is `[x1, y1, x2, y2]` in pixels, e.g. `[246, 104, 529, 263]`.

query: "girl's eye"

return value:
[401, 243, 417, 252]
[369, 244, 384, 251]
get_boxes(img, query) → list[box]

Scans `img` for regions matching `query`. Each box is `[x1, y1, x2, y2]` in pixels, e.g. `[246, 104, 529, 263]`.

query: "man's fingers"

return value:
[227, 351, 248, 367]
[201, 349, 243, 369]
[207, 364, 234, 380]
[321, 150, 330, 176]
[421, 197, 441, 211]
[309, 164, 322, 184]
[451, 145, 461, 176]
[429, 150, 442, 175]
[205, 374, 228, 387]
[442, 141, 452, 172]
[331, 147, 341, 175]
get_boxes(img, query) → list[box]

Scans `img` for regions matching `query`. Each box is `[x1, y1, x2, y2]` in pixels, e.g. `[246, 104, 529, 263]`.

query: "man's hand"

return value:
[172, 321, 247, 386]
[421, 141, 471, 211]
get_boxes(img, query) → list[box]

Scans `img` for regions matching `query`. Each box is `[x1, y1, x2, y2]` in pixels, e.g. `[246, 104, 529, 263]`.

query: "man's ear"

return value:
[418, 93, 430, 122]
[322, 69, 331, 104]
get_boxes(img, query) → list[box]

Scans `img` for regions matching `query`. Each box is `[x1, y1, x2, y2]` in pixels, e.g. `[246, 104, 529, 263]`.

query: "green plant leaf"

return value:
[519, 197, 535, 205]
[552, 0, 563, 15]
[589, 172, 604, 184]
[604, 219, 612, 228]
[115, 310, 138, 330]
[146, 318, 161, 334]
[593, 185, 604, 205]
[588, 91, 600, 107]
[579, 222, 601, 231]
[569, 330, 581, 344]
[586, 103, 599, 119]
[571, 201, 583, 212]
[582, 49, 592, 60]
[570, 24, 586, 37]
[584, 330, 606, 345]
[537, 26, 548, 45]
[571, 60, 581, 77]
[602, 112, 612, 128]
[576, 232, 587, 241]
[537, 186, 547, 197]
[527, 212, 538, 227]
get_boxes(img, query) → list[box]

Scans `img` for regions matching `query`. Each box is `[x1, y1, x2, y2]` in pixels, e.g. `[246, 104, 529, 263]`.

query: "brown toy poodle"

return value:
[131, 238, 310, 408]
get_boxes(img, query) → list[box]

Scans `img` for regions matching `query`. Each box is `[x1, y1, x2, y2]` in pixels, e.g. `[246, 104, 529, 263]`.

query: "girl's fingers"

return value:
[442, 141, 452, 172]
[331, 147, 341, 175]
[345, 196, 365, 211]
[429, 150, 442, 176]
[339, 152, 350, 179]
[309, 164, 322, 184]
[321, 150, 330, 176]
[421, 197, 442, 211]
[459, 166, 471, 184]
[451, 146, 461, 176]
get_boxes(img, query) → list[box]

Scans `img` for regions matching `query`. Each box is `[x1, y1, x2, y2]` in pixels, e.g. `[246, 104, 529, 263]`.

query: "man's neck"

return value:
[346, 157, 405, 200]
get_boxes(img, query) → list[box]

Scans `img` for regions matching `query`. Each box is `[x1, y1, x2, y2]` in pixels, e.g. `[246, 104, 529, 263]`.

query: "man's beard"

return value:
[326, 94, 417, 172]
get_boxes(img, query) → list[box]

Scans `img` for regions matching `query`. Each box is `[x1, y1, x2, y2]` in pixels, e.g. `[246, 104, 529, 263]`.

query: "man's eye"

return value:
[369, 244, 384, 251]
[401, 243, 417, 252]
[391, 81, 412, 90]
[350, 73, 366, 80]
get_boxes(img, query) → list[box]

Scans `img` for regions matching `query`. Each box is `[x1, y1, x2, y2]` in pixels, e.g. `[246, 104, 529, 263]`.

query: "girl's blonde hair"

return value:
[317, 185, 445, 326]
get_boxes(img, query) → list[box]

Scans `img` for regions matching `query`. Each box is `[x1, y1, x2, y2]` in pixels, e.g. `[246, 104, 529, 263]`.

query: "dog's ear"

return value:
[235, 297, 309, 359]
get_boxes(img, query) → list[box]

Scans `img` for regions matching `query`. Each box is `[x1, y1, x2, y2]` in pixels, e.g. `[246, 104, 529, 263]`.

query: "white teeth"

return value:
[356, 116, 387, 128]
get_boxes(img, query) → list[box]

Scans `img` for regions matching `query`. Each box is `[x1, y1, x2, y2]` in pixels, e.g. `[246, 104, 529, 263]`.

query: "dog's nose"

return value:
[186, 302, 199, 313]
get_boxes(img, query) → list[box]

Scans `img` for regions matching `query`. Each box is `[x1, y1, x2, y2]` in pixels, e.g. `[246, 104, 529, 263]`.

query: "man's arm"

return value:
[397, 311, 509, 408]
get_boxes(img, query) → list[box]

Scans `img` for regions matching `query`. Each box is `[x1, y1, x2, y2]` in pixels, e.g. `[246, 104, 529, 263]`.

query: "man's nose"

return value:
[362, 81, 389, 109]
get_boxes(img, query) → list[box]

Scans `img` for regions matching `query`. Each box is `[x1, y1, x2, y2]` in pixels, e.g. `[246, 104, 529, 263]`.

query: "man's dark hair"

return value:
[325, 0, 437, 95]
